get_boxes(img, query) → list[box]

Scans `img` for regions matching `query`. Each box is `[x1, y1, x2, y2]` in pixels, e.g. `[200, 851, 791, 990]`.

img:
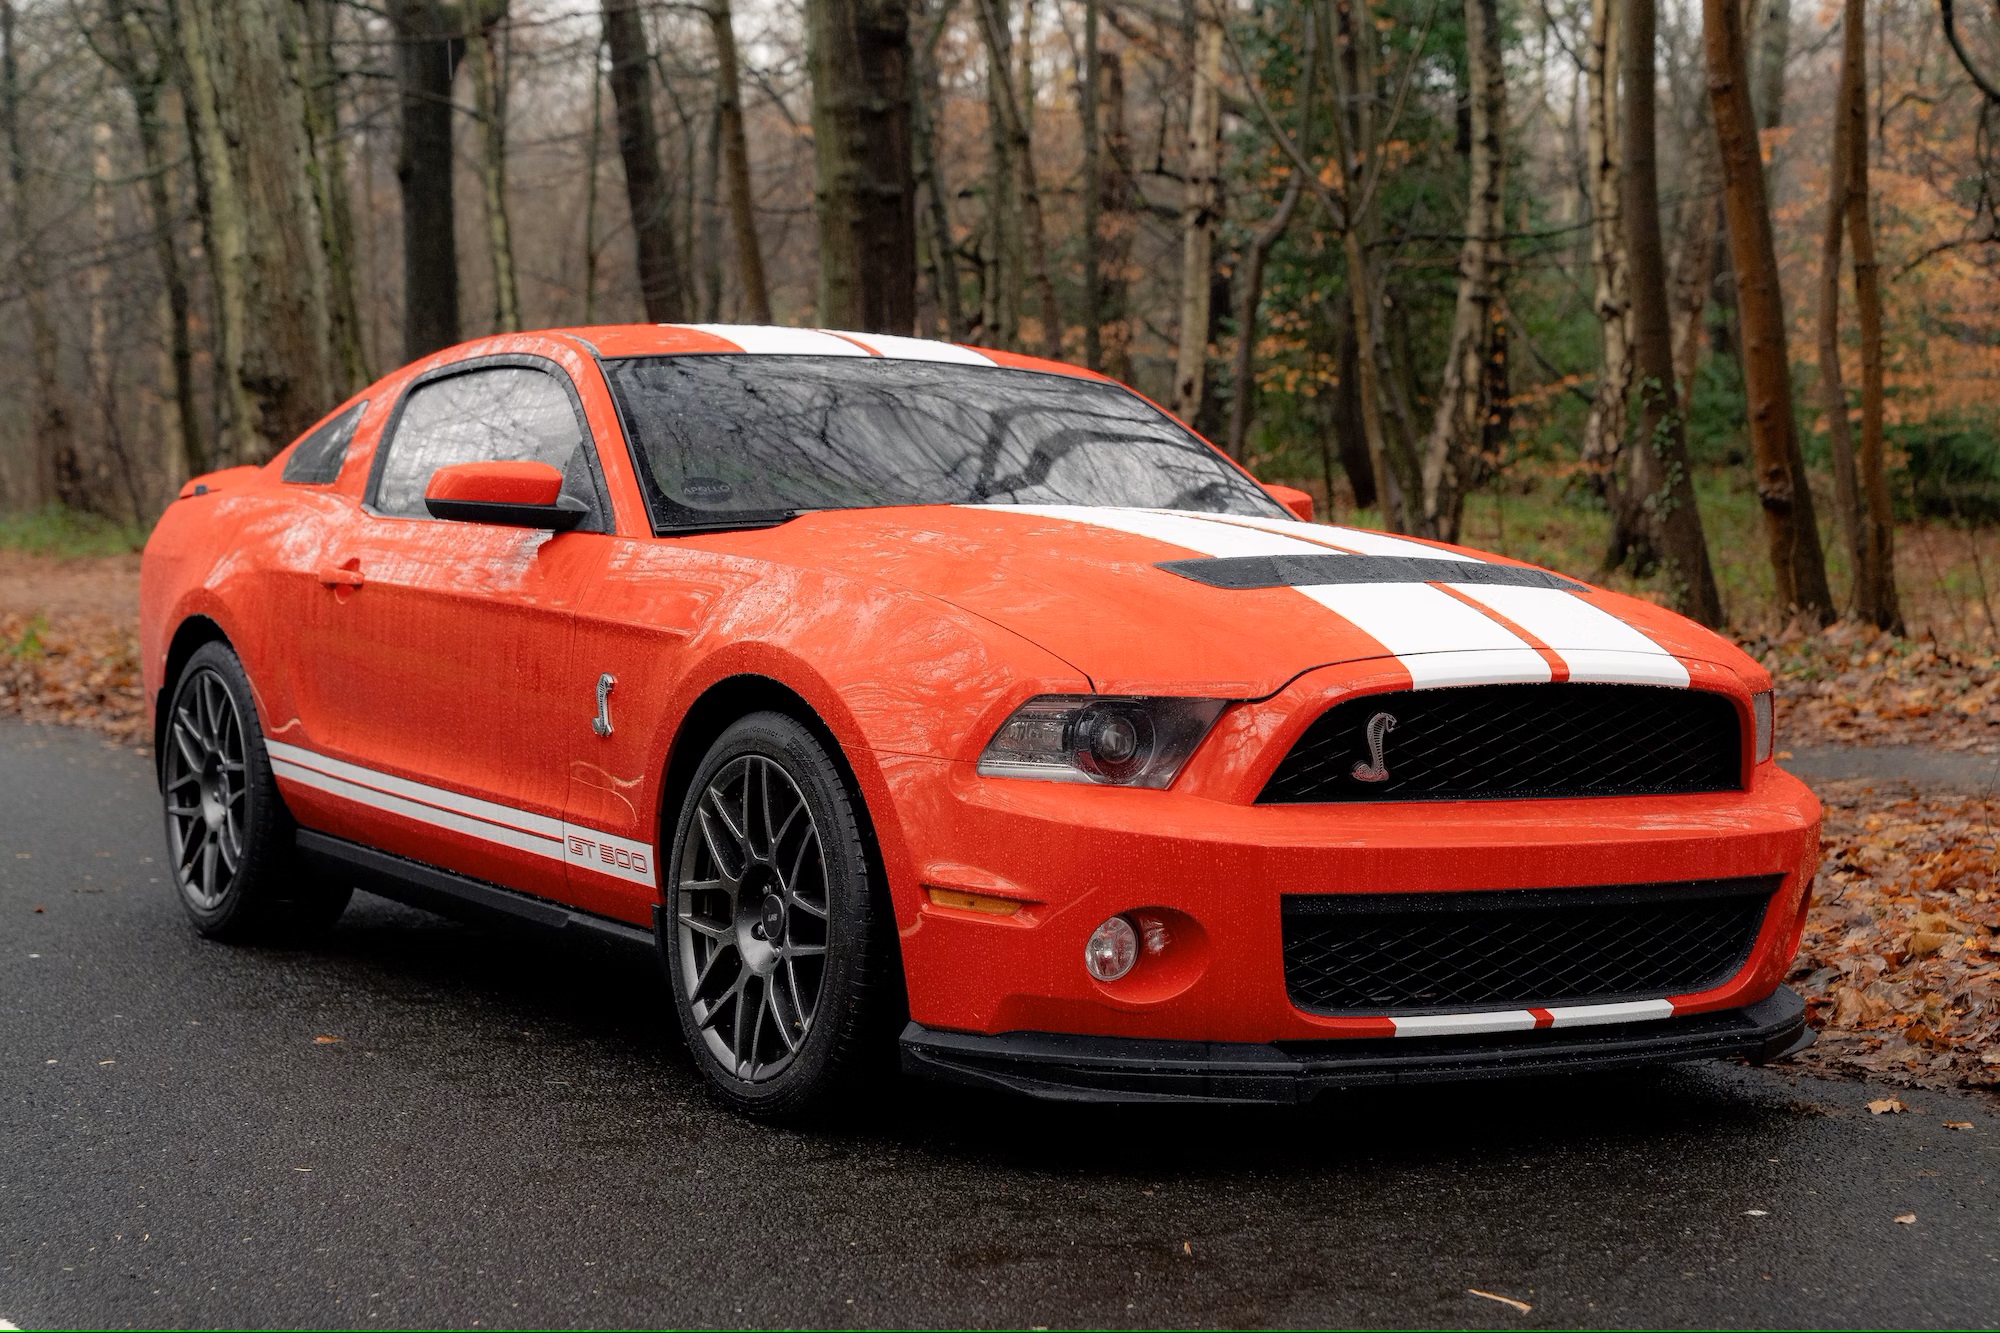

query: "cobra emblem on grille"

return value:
[1351, 711, 1396, 782]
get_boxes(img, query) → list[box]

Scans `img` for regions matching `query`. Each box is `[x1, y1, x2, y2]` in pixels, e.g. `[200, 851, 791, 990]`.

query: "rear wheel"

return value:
[663, 712, 890, 1119]
[162, 641, 350, 941]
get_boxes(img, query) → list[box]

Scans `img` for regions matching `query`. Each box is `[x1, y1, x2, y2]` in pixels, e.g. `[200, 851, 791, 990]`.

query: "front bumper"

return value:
[900, 985, 1813, 1103]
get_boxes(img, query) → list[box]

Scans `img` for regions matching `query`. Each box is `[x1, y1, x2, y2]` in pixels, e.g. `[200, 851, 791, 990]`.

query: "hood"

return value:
[695, 505, 1756, 698]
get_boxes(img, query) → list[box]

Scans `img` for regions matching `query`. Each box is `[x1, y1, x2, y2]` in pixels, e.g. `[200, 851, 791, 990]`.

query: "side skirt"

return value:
[296, 829, 656, 952]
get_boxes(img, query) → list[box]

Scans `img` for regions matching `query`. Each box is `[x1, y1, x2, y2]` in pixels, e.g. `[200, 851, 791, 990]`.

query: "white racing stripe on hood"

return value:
[1192, 511, 1481, 561]
[978, 505, 1550, 686]
[1439, 581, 1691, 687]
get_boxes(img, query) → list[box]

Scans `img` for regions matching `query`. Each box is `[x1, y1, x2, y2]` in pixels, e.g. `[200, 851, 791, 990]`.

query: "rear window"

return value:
[601, 356, 1283, 531]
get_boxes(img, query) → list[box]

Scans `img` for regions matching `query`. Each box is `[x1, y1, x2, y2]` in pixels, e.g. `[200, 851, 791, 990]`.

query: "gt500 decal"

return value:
[268, 740, 656, 889]
[563, 831, 653, 886]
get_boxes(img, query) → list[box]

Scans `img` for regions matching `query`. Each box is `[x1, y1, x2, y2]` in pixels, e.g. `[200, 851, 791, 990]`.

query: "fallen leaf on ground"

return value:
[1943, 1120, 1973, 1130]
[1181, 1241, 1191, 1256]
[1867, 1097, 1909, 1114]
[1894, 1212, 1917, 1224]
[312, 1035, 342, 1044]
[1744, 1209, 1769, 1216]
[1467, 1289, 1532, 1314]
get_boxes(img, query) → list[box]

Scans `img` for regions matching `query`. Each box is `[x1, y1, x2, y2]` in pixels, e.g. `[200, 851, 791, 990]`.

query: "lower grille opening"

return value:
[1281, 875, 1778, 1015]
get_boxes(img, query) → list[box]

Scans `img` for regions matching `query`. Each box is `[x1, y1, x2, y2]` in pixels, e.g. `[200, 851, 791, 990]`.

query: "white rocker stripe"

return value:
[266, 740, 656, 889]
[1389, 998, 1677, 1038]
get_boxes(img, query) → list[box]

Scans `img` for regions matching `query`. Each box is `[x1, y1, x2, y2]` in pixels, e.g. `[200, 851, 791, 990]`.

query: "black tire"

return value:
[662, 711, 892, 1120]
[161, 641, 351, 942]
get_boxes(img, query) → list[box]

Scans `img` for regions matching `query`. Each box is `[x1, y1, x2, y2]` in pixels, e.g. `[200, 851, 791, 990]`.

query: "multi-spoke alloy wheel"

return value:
[665, 711, 891, 1118]
[676, 754, 830, 1082]
[159, 641, 349, 940]
[164, 665, 249, 911]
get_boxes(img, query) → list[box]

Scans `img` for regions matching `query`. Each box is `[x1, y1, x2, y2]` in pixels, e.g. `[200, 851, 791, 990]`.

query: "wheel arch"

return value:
[155, 614, 231, 787]
[656, 673, 907, 1006]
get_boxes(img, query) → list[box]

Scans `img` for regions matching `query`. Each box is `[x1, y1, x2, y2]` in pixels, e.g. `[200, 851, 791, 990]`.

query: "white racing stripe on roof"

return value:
[976, 505, 1548, 685]
[677, 324, 868, 356]
[826, 330, 997, 365]
[1441, 582, 1691, 687]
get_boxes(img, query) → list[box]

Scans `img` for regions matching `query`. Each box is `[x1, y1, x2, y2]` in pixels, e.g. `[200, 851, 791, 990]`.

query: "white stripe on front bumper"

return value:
[1387, 998, 1677, 1037]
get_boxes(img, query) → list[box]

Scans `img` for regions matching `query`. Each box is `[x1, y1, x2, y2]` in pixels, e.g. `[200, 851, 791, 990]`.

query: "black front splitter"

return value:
[900, 986, 1812, 1104]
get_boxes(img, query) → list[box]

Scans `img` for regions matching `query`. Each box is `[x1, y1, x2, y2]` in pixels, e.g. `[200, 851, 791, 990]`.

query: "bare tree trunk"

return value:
[1419, 0, 1505, 542]
[1817, 0, 1860, 604]
[1626, 0, 1724, 625]
[709, 0, 770, 323]
[583, 29, 603, 324]
[5, 0, 76, 506]
[1703, 0, 1834, 622]
[602, 0, 687, 323]
[299, 0, 369, 391]
[1840, 0, 1900, 631]
[1079, 0, 1101, 368]
[1097, 45, 1133, 381]
[1668, 129, 1719, 411]
[175, 0, 334, 459]
[1171, 0, 1222, 420]
[1324, 0, 1414, 529]
[980, 3, 1015, 349]
[1582, 0, 1640, 567]
[974, 0, 1059, 356]
[466, 6, 521, 332]
[910, 0, 961, 338]
[808, 0, 917, 332]
[1751, 0, 1788, 134]
[392, 0, 463, 357]
[1224, 173, 1303, 461]
[100, 0, 204, 480]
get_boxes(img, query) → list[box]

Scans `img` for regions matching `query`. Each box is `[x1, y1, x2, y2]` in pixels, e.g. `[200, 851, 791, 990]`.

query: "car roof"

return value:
[555, 323, 1110, 382]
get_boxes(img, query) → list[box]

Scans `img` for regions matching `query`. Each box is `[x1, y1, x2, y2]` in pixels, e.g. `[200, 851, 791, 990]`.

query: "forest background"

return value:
[1, 0, 1999, 647]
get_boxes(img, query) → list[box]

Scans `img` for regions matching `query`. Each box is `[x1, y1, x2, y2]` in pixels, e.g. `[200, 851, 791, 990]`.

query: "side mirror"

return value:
[424, 460, 587, 531]
[1262, 483, 1316, 523]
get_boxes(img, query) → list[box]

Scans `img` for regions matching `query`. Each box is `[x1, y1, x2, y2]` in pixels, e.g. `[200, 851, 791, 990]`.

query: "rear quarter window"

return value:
[281, 401, 368, 485]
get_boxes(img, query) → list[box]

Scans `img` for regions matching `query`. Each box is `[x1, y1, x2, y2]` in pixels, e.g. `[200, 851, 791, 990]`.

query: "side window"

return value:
[372, 366, 606, 526]
[281, 400, 367, 485]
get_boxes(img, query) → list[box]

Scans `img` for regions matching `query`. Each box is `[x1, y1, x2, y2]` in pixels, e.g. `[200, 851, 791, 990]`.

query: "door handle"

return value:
[319, 559, 364, 588]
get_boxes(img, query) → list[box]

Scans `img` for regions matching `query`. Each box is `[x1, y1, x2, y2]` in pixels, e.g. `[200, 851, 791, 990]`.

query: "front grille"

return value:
[1281, 876, 1777, 1014]
[1259, 682, 1741, 804]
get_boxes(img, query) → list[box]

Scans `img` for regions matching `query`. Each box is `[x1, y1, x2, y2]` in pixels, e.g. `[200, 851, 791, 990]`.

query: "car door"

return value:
[279, 356, 614, 901]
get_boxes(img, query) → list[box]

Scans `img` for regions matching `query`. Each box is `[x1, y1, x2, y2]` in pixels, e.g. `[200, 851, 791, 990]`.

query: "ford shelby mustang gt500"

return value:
[141, 323, 1819, 1116]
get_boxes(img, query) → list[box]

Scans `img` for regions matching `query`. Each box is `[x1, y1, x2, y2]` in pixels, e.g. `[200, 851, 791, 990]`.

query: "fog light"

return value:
[1084, 915, 1139, 981]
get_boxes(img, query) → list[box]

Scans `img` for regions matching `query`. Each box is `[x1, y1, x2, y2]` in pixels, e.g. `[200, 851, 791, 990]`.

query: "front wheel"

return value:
[161, 641, 350, 941]
[663, 712, 892, 1119]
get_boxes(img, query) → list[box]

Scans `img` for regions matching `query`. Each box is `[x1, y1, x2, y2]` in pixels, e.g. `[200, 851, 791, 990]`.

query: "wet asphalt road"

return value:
[2, 720, 1997, 1329]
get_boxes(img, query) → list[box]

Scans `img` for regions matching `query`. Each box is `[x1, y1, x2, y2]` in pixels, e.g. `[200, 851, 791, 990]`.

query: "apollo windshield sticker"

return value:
[266, 740, 655, 889]
[976, 505, 1688, 689]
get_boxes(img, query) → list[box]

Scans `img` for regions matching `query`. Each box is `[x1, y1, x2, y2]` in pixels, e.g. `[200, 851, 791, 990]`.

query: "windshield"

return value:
[601, 355, 1286, 530]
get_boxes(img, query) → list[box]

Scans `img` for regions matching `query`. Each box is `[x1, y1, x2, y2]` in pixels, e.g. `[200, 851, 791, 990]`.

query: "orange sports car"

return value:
[140, 324, 1819, 1116]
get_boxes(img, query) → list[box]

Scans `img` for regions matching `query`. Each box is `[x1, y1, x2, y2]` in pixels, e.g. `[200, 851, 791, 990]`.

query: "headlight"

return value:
[977, 695, 1227, 788]
[1752, 690, 1774, 763]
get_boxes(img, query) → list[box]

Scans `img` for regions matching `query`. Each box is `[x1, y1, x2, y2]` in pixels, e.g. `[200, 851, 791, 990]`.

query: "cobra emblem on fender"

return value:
[592, 672, 616, 737]
[1351, 711, 1396, 782]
